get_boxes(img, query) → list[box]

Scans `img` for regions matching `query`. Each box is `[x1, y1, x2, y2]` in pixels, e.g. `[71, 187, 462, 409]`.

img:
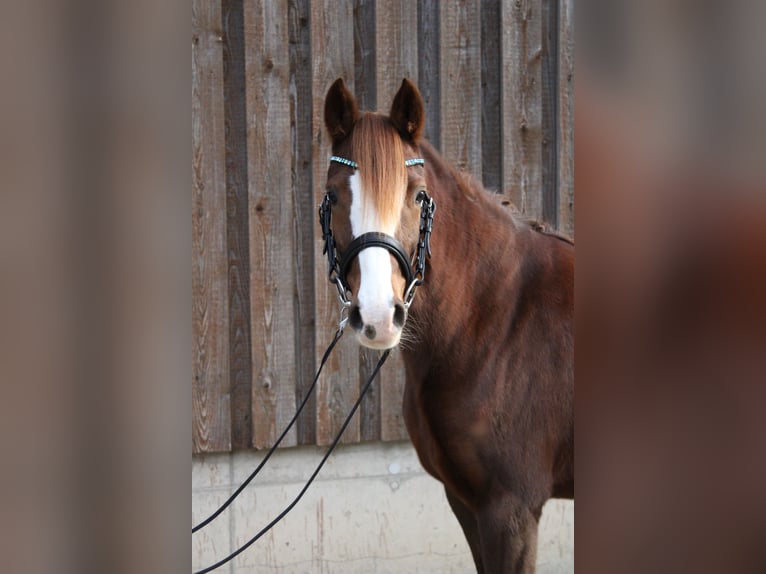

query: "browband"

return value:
[330, 155, 425, 169]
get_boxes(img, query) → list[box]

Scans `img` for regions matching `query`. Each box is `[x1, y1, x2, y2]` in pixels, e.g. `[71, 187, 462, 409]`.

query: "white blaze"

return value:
[349, 172, 395, 325]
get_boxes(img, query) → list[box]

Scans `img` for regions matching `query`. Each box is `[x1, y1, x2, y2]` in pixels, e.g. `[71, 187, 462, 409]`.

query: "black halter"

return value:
[319, 156, 436, 314]
[339, 232, 414, 288]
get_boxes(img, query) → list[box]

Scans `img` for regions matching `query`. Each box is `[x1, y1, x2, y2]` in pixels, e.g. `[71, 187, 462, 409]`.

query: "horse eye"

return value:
[326, 189, 338, 204]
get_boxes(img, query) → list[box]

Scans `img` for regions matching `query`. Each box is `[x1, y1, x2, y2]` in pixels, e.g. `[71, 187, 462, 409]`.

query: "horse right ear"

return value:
[324, 78, 358, 145]
[390, 78, 425, 142]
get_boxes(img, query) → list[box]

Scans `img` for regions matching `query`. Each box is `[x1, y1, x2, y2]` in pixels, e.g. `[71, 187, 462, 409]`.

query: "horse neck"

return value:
[403, 149, 525, 363]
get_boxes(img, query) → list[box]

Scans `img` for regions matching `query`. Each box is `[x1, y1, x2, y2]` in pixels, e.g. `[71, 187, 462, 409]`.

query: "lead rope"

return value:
[192, 328, 345, 534]
[193, 346, 392, 574]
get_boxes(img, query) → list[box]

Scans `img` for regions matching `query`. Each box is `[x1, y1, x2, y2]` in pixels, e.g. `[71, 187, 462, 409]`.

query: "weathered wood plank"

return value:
[311, 1, 360, 446]
[192, 0, 231, 453]
[375, 0, 418, 108]
[380, 349, 407, 441]
[417, 0, 441, 148]
[222, 0, 253, 451]
[288, 0, 317, 446]
[376, 0, 417, 442]
[558, 0, 574, 237]
[358, 349, 382, 442]
[541, 0, 559, 228]
[481, 0, 503, 192]
[501, 0, 543, 218]
[440, 0, 482, 180]
[245, 0, 298, 449]
[353, 0, 376, 112]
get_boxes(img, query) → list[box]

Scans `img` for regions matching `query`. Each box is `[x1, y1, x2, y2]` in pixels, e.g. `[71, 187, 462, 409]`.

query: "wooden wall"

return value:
[192, 0, 574, 454]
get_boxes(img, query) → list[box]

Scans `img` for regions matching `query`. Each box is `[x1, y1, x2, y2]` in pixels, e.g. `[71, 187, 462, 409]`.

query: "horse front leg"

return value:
[476, 497, 540, 574]
[445, 489, 484, 573]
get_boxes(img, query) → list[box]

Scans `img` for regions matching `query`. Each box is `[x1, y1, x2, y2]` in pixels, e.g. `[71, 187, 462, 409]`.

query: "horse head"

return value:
[322, 78, 430, 349]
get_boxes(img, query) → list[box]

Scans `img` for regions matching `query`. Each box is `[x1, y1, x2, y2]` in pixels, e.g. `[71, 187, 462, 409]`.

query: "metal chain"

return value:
[405, 190, 436, 308]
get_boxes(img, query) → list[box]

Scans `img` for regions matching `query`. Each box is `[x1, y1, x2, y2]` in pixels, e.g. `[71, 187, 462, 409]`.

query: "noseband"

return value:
[319, 156, 436, 320]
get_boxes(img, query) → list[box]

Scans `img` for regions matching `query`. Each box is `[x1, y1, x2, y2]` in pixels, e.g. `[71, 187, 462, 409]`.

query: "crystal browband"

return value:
[330, 156, 425, 169]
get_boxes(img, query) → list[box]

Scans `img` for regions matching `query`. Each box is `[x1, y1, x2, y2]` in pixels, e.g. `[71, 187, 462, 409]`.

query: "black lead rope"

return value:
[193, 347, 392, 574]
[192, 328, 344, 534]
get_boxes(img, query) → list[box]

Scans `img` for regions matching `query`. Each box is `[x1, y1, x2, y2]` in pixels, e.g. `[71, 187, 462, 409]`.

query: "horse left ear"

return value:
[390, 78, 425, 142]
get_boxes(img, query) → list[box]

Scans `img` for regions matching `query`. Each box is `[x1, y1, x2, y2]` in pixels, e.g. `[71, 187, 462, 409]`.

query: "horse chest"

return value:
[402, 374, 494, 504]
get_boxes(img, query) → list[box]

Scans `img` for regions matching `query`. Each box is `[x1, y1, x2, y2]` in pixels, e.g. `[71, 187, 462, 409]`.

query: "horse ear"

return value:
[324, 78, 358, 145]
[390, 78, 425, 142]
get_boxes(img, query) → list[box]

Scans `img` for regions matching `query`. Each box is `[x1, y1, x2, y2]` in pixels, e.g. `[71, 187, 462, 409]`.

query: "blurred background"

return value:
[577, 0, 766, 572]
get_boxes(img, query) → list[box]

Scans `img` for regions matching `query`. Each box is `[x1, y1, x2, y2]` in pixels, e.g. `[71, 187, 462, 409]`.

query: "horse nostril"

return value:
[349, 305, 363, 332]
[364, 324, 376, 340]
[393, 303, 406, 328]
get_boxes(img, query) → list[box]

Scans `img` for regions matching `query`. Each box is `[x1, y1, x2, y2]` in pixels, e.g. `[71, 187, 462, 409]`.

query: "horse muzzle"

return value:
[340, 238, 407, 349]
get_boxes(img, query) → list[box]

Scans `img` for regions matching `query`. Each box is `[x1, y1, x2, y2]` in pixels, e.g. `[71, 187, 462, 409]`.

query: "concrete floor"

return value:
[193, 441, 573, 573]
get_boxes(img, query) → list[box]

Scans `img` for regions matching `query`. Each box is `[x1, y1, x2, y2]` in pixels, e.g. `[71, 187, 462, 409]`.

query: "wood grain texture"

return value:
[359, 349, 382, 442]
[417, 0, 441, 148]
[440, 0, 482, 180]
[353, 0, 376, 113]
[541, 0, 559, 228]
[245, 0, 298, 449]
[502, 0, 543, 218]
[481, 0, 503, 192]
[558, 0, 574, 237]
[375, 0, 418, 108]
[380, 349, 408, 441]
[192, 0, 231, 453]
[376, 0, 416, 442]
[222, 0, 253, 450]
[311, 0, 360, 446]
[288, 0, 317, 446]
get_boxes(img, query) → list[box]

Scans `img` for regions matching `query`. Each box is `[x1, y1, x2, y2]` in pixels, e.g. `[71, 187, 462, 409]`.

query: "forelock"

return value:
[351, 114, 407, 229]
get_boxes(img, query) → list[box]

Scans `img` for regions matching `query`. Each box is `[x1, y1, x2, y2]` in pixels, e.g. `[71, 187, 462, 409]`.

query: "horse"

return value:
[320, 77, 574, 574]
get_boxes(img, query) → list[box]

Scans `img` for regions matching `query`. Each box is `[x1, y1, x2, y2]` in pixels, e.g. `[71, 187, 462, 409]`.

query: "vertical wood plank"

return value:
[501, 0, 543, 218]
[245, 0, 298, 449]
[417, 0, 441, 148]
[288, 0, 317, 446]
[311, 1, 360, 446]
[541, 0, 559, 228]
[376, 0, 417, 442]
[192, 0, 231, 453]
[481, 0, 503, 192]
[379, 348, 407, 442]
[353, 0, 376, 112]
[358, 348, 382, 442]
[222, 0, 253, 450]
[375, 1, 418, 107]
[558, 0, 574, 237]
[440, 0, 482, 180]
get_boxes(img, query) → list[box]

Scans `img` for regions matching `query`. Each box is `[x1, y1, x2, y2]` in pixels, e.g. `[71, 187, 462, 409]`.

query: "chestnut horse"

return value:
[321, 78, 573, 573]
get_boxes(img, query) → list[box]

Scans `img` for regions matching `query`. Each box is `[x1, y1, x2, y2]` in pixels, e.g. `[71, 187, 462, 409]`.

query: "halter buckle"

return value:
[338, 300, 351, 331]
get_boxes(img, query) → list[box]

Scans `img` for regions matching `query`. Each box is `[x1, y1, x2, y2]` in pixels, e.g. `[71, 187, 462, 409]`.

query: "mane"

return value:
[502, 198, 575, 245]
[351, 114, 407, 229]
[418, 139, 574, 246]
